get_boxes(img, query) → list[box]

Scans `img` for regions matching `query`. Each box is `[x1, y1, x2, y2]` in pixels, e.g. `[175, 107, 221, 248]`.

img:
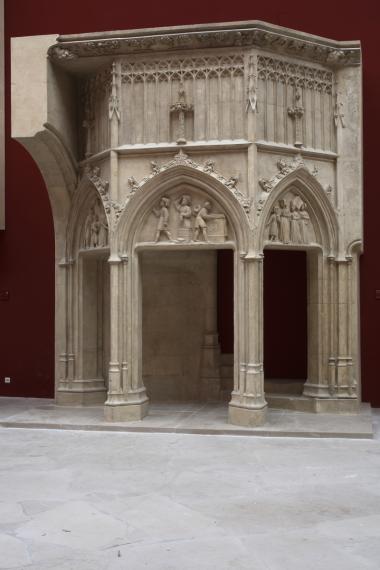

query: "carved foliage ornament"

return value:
[84, 165, 125, 224]
[128, 149, 252, 214]
[257, 154, 320, 216]
[258, 154, 315, 194]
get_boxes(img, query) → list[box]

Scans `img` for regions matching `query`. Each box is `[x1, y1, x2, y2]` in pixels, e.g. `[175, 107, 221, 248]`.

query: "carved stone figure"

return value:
[98, 215, 108, 246]
[90, 213, 101, 248]
[290, 202, 303, 244]
[170, 81, 194, 145]
[279, 199, 291, 244]
[193, 200, 225, 242]
[287, 86, 305, 147]
[266, 197, 312, 245]
[175, 194, 193, 241]
[299, 202, 311, 242]
[152, 197, 172, 242]
[194, 201, 212, 242]
[267, 205, 280, 241]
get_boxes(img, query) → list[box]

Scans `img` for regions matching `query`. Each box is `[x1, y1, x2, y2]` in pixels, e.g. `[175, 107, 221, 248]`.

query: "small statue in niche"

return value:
[289, 201, 303, 244]
[175, 194, 193, 241]
[193, 200, 224, 242]
[279, 199, 291, 244]
[152, 196, 173, 243]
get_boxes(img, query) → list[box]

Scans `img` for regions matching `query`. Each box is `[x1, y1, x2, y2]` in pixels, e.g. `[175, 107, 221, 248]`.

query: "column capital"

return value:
[58, 257, 74, 267]
[108, 253, 122, 265]
[240, 252, 264, 263]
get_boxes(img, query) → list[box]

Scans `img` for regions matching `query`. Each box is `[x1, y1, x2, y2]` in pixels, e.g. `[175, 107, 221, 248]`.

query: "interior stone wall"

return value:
[141, 250, 217, 401]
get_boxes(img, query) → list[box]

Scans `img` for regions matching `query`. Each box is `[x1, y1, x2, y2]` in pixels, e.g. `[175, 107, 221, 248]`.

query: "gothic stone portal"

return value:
[11, 21, 362, 426]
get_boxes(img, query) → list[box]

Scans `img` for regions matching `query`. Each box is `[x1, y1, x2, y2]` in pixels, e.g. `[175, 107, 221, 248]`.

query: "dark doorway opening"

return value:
[264, 250, 307, 395]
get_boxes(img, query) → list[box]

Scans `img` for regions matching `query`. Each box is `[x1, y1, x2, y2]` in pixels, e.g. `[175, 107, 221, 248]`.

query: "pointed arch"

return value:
[257, 167, 339, 255]
[66, 175, 110, 258]
[114, 165, 251, 253]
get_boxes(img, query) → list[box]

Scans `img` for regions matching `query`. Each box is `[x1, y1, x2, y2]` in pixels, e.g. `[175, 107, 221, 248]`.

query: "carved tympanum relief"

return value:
[82, 198, 109, 249]
[264, 192, 316, 245]
[141, 189, 228, 244]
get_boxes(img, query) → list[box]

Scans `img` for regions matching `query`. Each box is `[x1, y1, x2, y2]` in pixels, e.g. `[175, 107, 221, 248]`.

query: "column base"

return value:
[267, 394, 359, 414]
[228, 403, 267, 427]
[104, 400, 149, 422]
[56, 381, 107, 406]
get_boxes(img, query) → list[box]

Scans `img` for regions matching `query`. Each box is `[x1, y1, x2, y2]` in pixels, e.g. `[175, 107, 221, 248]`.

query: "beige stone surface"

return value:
[10, 21, 363, 427]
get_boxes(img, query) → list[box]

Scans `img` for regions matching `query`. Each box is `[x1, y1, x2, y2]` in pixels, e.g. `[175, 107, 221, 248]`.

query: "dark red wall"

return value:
[1, 1, 379, 403]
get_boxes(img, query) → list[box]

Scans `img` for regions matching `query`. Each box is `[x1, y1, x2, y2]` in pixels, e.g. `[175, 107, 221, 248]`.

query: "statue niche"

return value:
[82, 198, 109, 249]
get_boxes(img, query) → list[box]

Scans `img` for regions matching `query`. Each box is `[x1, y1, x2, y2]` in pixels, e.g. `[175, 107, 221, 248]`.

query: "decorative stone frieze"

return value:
[48, 22, 360, 67]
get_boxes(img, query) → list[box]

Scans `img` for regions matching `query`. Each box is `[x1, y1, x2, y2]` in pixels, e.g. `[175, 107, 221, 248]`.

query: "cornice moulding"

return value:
[48, 20, 361, 70]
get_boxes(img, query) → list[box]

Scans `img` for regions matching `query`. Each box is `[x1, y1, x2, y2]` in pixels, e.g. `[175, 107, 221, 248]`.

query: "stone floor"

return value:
[0, 398, 374, 438]
[0, 408, 379, 569]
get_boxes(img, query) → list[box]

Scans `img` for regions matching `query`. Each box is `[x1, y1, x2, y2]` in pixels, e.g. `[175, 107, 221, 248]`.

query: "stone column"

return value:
[104, 253, 149, 421]
[303, 254, 357, 412]
[229, 254, 267, 426]
[330, 259, 356, 398]
[56, 257, 77, 404]
[200, 251, 221, 401]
